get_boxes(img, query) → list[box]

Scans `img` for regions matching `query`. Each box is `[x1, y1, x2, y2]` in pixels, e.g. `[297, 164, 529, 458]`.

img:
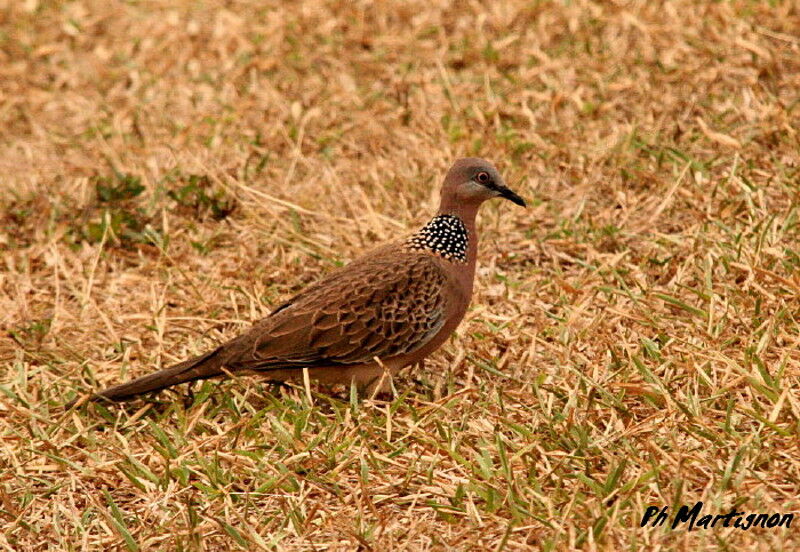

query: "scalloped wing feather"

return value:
[223, 250, 450, 371]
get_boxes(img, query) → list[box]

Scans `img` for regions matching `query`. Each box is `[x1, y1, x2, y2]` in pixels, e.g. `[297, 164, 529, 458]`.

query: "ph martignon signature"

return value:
[641, 501, 793, 531]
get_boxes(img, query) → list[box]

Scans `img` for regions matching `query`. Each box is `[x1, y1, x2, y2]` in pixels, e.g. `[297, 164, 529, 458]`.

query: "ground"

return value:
[1, 1, 799, 550]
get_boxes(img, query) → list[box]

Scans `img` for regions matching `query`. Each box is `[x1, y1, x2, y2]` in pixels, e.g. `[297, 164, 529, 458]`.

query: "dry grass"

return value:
[2, 0, 799, 550]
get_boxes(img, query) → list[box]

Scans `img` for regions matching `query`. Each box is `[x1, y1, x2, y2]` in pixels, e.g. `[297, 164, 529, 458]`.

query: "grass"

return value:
[1, 0, 799, 550]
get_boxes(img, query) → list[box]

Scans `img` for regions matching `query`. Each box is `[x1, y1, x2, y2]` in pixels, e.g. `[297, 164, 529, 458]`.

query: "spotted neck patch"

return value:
[405, 215, 469, 263]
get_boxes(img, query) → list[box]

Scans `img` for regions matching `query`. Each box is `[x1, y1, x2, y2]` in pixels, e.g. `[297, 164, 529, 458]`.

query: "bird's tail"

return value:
[77, 348, 226, 404]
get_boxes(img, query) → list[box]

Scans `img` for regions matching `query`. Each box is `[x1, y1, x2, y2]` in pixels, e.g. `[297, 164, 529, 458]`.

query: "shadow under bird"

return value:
[77, 158, 525, 404]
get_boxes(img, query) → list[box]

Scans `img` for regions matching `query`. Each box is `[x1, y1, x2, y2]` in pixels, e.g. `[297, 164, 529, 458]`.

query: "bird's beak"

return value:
[497, 186, 526, 207]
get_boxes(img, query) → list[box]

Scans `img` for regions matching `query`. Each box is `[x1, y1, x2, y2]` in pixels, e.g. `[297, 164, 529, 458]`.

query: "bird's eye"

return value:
[476, 171, 490, 184]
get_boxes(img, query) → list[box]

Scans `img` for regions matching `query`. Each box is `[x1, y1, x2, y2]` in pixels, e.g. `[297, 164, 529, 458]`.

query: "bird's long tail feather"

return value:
[78, 348, 225, 404]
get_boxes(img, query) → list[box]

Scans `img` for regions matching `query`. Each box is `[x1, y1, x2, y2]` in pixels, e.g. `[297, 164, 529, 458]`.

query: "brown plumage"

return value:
[78, 158, 525, 404]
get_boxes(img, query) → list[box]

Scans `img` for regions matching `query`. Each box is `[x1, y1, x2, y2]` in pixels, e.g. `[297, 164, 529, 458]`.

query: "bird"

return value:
[76, 157, 525, 404]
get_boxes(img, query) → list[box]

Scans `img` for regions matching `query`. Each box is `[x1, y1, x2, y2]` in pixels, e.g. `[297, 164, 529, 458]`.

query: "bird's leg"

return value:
[363, 370, 395, 400]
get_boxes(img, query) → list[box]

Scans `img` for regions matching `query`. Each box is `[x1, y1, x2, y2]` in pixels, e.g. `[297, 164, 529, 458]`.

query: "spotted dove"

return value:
[82, 158, 525, 402]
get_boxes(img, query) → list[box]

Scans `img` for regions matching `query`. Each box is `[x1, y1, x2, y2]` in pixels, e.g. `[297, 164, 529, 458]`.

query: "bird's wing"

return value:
[225, 252, 449, 370]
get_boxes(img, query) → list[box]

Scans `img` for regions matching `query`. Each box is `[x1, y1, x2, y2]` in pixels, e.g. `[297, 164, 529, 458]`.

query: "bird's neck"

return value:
[436, 204, 480, 262]
[429, 205, 479, 303]
[405, 206, 479, 267]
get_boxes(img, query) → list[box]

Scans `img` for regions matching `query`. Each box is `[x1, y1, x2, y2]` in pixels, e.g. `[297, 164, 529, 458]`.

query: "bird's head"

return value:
[440, 158, 526, 211]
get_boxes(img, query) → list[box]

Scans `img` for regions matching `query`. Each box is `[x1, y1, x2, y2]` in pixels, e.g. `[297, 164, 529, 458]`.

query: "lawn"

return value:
[1, 1, 799, 550]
